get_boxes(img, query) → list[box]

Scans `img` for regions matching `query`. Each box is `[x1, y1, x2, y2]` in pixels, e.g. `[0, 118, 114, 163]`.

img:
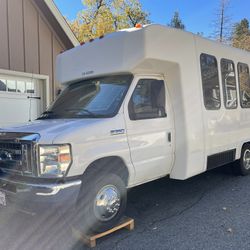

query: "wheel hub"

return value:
[94, 185, 121, 221]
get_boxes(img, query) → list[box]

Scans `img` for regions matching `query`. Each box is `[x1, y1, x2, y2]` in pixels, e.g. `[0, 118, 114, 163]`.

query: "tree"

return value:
[211, 0, 232, 43]
[232, 18, 250, 51]
[169, 11, 185, 30]
[69, 0, 150, 42]
[233, 18, 250, 37]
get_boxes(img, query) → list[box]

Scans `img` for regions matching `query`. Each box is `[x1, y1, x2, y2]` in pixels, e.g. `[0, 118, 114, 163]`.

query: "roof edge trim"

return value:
[44, 0, 79, 47]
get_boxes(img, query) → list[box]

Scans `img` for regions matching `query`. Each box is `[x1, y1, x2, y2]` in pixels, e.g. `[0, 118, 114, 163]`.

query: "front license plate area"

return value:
[0, 191, 6, 207]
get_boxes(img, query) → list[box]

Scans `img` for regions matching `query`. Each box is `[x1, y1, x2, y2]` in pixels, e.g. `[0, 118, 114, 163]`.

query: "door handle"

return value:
[27, 96, 41, 100]
[168, 132, 171, 142]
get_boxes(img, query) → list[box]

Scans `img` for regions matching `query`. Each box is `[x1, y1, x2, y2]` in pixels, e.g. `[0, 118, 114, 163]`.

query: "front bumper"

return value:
[0, 176, 82, 215]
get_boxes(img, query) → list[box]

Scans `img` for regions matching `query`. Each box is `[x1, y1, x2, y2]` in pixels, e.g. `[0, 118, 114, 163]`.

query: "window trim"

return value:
[220, 58, 238, 109]
[237, 62, 250, 109]
[200, 53, 221, 110]
[128, 78, 167, 121]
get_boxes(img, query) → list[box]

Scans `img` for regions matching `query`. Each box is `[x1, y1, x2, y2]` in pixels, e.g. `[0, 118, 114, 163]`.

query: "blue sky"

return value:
[54, 0, 250, 37]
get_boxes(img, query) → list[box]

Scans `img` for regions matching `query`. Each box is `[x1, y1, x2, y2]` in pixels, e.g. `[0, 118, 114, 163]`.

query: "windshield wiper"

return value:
[37, 111, 56, 120]
[65, 108, 98, 117]
[41, 111, 54, 115]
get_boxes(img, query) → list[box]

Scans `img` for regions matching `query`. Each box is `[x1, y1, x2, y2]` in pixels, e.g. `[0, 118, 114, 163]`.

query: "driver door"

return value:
[124, 75, 174, 184]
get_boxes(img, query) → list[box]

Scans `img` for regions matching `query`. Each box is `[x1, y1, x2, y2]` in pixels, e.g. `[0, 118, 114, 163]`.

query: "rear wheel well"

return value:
[242, 142, 250, 149]
[239, 142, 250, 157]
[83, 156, 129, 186]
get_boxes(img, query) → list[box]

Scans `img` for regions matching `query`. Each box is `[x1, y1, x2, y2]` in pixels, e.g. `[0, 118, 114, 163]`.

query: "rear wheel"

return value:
[234, 144, 250, 176]
[76, 172, 127, 234]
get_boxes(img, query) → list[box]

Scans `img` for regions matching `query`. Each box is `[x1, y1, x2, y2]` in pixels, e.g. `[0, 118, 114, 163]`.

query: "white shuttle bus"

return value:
[1, 24, 250, 233]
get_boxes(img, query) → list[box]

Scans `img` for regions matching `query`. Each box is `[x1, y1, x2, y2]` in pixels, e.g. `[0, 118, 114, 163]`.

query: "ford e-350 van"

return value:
[1, 24, 250, 233]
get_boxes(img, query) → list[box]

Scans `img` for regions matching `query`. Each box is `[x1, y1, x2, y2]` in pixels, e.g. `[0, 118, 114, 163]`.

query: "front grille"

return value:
[0, 141, 35, 175]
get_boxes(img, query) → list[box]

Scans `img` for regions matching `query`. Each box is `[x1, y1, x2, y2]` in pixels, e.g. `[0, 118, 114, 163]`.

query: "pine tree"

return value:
[169, 11, 185, 30]
[233, 18, 250, 37]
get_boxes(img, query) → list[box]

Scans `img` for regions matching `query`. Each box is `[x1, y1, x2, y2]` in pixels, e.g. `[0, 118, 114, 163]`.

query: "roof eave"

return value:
[44, 0, 79, 47]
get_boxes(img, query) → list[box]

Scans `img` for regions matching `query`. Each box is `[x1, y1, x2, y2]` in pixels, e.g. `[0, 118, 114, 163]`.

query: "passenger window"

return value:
[221, 59, 237, 109]
[0, 79, 7, 92]
[200, 54, 221, 110]
[238, 63, 250, 108]
[129, 79, 166, 120]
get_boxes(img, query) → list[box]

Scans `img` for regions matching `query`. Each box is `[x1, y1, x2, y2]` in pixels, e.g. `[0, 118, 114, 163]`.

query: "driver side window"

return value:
[129, 79, 167, 120]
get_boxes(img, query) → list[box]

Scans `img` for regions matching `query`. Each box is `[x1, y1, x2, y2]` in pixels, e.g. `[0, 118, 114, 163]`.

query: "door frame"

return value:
[122, 74, 175, 185]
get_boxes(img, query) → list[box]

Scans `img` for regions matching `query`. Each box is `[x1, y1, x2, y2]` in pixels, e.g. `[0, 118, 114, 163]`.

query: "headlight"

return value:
[38, 144, 72, 178]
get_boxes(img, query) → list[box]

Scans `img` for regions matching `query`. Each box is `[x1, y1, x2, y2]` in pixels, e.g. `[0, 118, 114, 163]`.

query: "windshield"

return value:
[39, 74, 133, 119]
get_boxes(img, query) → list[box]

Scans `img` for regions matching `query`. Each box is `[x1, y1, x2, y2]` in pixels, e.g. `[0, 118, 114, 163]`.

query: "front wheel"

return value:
[76, 173, 127, 234]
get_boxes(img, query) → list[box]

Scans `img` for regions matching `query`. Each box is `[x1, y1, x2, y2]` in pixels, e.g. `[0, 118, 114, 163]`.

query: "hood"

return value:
[0, 115, 125, 144]
[1, 119, 104, 144]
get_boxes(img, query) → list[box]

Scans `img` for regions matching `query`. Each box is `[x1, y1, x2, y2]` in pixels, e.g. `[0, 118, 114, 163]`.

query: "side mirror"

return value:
[56, 89, 62, 96]
[158, 106, 167, 117]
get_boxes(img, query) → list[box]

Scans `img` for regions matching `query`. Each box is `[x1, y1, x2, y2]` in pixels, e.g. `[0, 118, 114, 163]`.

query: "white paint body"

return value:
[3, 25, 250, 187]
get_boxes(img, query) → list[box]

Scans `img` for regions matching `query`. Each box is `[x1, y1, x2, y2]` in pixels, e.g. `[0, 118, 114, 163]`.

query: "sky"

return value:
[54, 0, 250, 37]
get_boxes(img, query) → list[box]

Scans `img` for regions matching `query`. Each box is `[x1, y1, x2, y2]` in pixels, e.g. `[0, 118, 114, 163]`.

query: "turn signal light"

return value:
[58, 153, 71, 163]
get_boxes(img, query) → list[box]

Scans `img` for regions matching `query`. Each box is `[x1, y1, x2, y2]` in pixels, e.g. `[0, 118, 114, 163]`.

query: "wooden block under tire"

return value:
[72, 217, 134, 248]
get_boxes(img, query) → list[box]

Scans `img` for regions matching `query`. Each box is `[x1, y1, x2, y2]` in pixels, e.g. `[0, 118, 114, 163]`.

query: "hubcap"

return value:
[94, 185, 121, 222]
[243, 149, 250, 170]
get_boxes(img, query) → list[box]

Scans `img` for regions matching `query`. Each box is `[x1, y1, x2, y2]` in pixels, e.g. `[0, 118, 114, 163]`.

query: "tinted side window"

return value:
[200, 54, 221, 110]
[129, 79, 166, 120]
[238, 63, 250, 108]
[221, 59, 237, 109]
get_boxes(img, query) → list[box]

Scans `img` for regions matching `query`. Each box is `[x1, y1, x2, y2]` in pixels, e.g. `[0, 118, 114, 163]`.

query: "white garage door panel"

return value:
[0, 95, 29, 126]
[0, 75, 45, 128]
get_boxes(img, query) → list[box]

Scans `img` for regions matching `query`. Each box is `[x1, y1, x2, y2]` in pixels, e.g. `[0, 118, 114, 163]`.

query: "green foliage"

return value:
[69, 0, 150, 42]
[232, 18, 250, 51]
[169, 11, 185, 30]
[233, 18, 249, 37]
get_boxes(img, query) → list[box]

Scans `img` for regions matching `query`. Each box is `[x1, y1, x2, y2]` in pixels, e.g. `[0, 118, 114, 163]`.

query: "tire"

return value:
[234, 144, 250, 176]
[76, 172, 127, 234]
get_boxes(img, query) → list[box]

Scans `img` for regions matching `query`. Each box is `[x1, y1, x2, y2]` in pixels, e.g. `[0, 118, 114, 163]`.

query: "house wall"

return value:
[0, 0, 67, 102]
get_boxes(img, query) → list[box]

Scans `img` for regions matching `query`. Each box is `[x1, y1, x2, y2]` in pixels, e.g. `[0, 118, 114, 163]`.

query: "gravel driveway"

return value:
[1, 166, 250, 250]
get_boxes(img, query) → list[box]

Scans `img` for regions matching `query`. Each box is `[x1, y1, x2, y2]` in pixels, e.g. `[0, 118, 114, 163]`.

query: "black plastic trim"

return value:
[207, 149, 236, 170]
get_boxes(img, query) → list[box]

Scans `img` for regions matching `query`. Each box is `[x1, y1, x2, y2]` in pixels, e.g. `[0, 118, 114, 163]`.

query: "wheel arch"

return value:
[237, 142, 250, 159]
[82, 156, 130, 187]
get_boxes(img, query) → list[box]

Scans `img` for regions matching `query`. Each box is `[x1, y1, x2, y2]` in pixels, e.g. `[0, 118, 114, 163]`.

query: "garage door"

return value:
[0, 75, 46, 128]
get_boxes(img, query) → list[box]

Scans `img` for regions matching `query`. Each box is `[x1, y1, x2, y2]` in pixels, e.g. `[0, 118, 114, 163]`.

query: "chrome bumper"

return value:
[0, 176, 82, 214]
